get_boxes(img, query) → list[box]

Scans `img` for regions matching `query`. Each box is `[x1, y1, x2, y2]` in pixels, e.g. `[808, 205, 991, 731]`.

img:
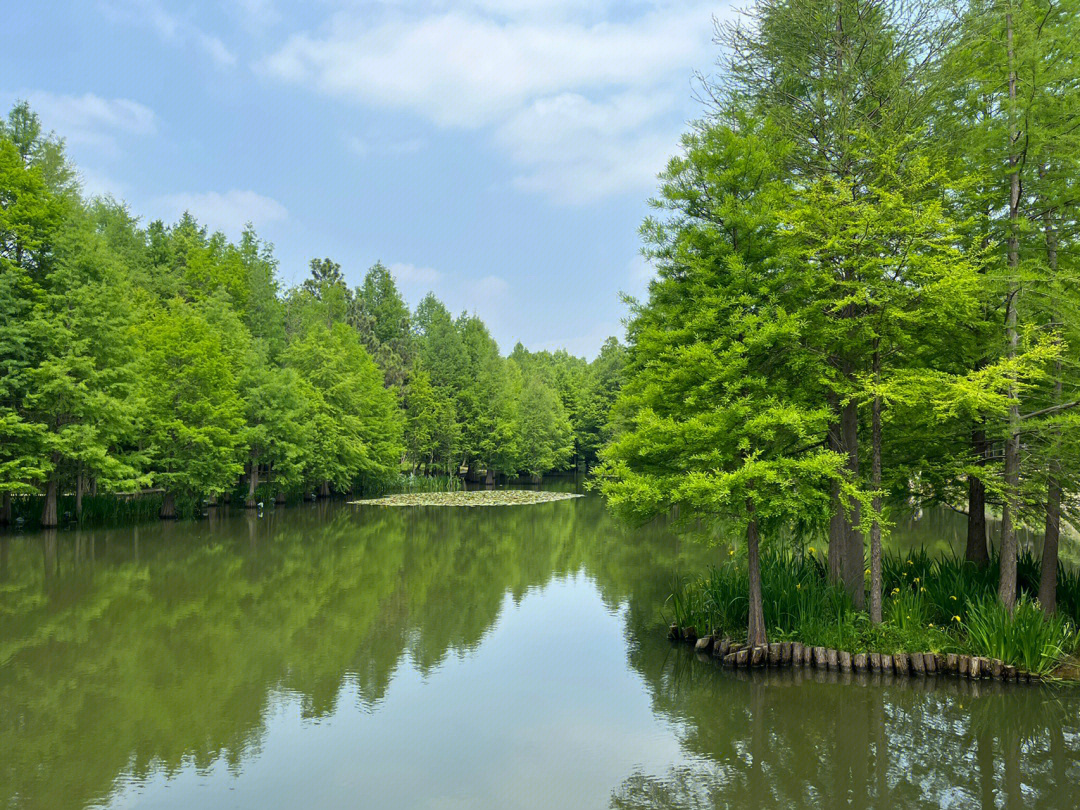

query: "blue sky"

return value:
[3, 1, 732, 357]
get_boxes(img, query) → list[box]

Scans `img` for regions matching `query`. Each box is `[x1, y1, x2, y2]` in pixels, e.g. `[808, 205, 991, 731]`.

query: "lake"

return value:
[2, 490, 1077, 809]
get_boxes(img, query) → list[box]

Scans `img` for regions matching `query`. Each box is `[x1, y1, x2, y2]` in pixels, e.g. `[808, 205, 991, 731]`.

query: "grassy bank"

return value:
[668, 549, 1080, 676]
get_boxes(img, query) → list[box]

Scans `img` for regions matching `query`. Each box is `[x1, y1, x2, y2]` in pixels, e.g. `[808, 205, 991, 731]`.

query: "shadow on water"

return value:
[1, 495, 1078, 809]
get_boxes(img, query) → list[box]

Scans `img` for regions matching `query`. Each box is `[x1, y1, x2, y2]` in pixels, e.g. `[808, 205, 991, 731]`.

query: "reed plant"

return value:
[668, 546, 1079, 674]
[964, 594, 1079, 675]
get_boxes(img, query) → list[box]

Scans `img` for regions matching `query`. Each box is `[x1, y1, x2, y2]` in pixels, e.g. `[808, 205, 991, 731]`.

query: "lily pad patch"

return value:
[349, 490, 584, 507]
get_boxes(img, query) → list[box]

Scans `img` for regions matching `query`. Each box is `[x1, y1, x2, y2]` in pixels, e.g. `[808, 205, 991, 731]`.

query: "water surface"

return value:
[2, 493, 1077, 809]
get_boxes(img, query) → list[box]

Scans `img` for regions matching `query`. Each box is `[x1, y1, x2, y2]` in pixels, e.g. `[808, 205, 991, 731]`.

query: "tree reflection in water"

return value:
[613, 648, 1080, 810]
[1, 495, 1078, 810]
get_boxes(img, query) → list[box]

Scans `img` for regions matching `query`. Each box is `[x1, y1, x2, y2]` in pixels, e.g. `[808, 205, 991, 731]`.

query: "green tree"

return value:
[284, 305, 403, 495]
[136, 299, 245, 517]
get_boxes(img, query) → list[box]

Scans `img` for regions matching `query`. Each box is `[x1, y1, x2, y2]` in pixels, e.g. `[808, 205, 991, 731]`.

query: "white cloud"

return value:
[259, 1, 724, 203]
[345, 134, 426, 158]
[102, 0, 237, 67]
[261, 5, 712, 127]
[28, 92, 156, 137]
[155, 189, 288, 235]
[466, 274, 510, 304]
[388, 261, 442, 290]
[496, 91, 679, 203]
[14, 91, 157, 160]
[232, 0, 281, 32]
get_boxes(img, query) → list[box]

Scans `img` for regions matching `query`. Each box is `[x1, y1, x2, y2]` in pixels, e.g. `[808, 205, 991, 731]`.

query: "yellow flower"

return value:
[865, 568, 871, 576]
[796, 583, 802, 591]
[949, 595, 957, 601]
[920, 587, 927, 593]
[907, 560, 914, 566]
[914, 577, 920, 584]
[728, 549, 735, 556]
[929, 623, 934, 628]
[808, 546, 816, 555]
[891, 587, 900, 595]
[952, 615, 961, 622]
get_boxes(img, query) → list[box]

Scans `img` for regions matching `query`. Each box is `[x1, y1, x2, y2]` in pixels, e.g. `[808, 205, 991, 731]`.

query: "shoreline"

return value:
[670, 626, 1080, 683]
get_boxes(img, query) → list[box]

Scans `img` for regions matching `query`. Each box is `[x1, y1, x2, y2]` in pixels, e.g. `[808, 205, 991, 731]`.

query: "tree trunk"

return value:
[869, 342, 883, 624]
[0, 492, 10, 526]
[965, 428, 989, 566]
[1039, 198, 1062, 614]
[746, 500, 767, 648]
[160, 491, 176, 520]
[319, 480, 331, 499]
[41, 475, 59, 529]
[75, 466, 84, 521]
[1039, 477, 1059, 613]
[827, 404, 845, 586]
[841, 396, 864, 609]
[246, 453, 259, 509]
[999, 11, 1021, 612]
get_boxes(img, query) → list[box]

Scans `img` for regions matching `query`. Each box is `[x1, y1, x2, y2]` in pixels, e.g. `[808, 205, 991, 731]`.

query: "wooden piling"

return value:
[893, 653, 909, 675]
[911, 652, 925, 675]
[958, 656, 970, 677]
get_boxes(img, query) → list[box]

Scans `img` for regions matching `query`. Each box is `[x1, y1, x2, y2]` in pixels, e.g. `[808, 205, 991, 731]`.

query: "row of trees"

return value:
[0, 103, 624, 527]
[599, 0, 1080, 643]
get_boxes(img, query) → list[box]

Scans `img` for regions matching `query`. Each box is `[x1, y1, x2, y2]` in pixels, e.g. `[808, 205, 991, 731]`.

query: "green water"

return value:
[1, 493, 1077, 809]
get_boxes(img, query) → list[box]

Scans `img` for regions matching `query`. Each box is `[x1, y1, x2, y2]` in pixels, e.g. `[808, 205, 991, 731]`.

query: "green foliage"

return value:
[0, 102, 617, 522]
[964, 595, 1078, 675]
[602, 0, 1080, 631]
[136, 299, 245, 498]
[670, 548, 1078, 672]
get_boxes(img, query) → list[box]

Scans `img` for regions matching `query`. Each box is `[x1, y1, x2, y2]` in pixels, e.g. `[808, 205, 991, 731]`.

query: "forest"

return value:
[597, 0, 1080, 665]
[0, 102, 625, 528]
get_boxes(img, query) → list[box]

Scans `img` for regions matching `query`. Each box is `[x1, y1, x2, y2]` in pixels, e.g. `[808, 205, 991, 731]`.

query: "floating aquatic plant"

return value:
[349, 490, 584, 508]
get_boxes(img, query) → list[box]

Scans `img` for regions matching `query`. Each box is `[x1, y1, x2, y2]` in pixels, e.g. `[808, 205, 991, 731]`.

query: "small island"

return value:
[349, 490, 584, 508]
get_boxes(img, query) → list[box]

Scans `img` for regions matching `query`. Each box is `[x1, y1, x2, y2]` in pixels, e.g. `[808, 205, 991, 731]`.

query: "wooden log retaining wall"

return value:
[673, 625, 1036, 682]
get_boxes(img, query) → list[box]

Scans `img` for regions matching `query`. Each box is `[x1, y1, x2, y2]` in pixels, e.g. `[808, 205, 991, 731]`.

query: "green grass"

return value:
[669, 547, 1080, 674]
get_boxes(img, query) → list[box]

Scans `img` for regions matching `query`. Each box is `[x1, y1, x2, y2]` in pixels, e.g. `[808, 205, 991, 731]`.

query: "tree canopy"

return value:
[0, 103, 624, 526]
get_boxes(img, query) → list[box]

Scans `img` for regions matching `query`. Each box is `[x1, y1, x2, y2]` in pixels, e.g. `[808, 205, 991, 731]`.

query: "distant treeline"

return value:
[0, 103, 625, 526]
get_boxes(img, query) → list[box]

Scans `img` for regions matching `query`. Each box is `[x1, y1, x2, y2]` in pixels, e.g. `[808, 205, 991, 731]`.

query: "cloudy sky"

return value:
[3, 1, 732, 357]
